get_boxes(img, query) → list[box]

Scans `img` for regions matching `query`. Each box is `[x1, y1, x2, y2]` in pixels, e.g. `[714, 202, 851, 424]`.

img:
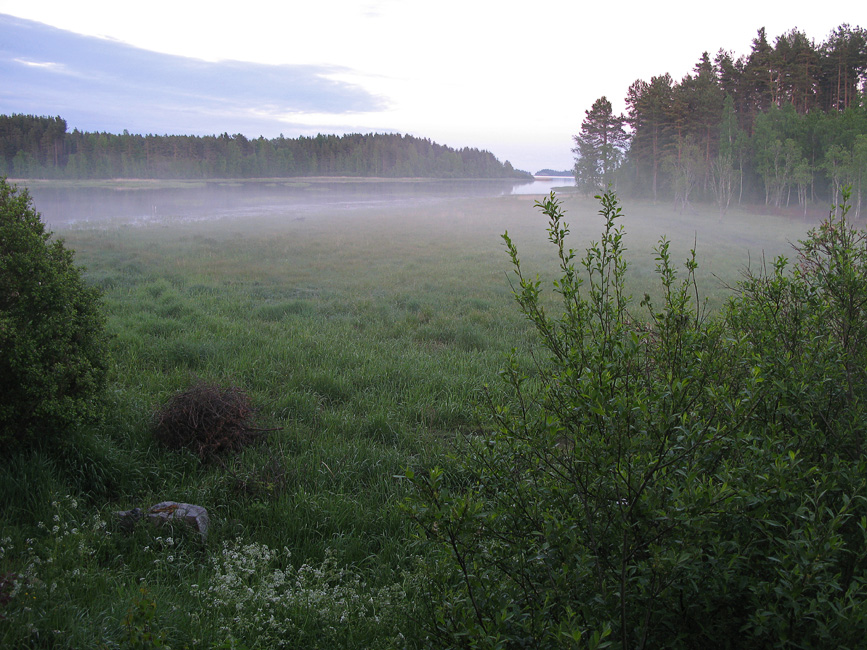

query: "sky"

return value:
[0, 1, 858, 173]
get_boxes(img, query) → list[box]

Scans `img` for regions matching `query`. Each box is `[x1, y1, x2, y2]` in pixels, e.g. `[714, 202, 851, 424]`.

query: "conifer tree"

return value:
[572, 96, 628, 194]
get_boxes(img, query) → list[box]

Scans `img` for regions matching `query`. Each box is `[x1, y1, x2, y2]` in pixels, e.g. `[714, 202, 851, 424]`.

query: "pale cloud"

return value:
[13, 57, 62, 70]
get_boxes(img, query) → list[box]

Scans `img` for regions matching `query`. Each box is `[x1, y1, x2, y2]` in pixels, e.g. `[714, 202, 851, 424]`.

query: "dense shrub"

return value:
[0, 178, 108, 450]
[406, 189, 867, 648]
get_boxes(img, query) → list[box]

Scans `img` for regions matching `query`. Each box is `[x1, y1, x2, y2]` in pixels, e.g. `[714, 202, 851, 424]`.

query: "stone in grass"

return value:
[115, 507, 144, 533]
[116, 502, 210, 541]
[147, 502, 210, 541]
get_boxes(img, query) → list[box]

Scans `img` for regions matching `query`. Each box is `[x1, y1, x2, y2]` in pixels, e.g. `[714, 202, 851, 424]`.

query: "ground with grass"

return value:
[0, 184, 814, 648]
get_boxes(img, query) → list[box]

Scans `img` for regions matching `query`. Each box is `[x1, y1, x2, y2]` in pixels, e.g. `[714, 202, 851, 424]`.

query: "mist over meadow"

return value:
[22, 177, 812, 307]
[2, 16, 867, 649]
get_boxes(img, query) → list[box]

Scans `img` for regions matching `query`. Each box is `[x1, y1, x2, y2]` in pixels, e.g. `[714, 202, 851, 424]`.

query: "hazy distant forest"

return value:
[0, 121, 529, 179]
[575, 25, 867, 210]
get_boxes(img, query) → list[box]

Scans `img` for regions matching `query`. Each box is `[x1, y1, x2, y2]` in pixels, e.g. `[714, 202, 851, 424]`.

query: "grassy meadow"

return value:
[0, 184, 815, 648]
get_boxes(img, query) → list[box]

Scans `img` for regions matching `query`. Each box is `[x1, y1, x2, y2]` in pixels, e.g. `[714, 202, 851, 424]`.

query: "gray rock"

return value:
[146, 502, 210, 541]
[115, 507, 143, 532]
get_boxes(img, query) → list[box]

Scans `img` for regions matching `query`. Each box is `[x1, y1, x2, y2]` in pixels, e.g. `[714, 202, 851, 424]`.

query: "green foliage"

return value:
[0, 184, 820, 648]
[0, 496, 117, 647]
[406, 189, 867, 648]
[0, 178, 108, 450]
[122, 587, 172, 650]
[620, 25, 867, 207]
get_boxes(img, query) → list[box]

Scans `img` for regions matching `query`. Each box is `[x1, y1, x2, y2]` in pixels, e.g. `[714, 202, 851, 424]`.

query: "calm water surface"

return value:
[20, 178, 570, 228]
[510, 176, 574, 195]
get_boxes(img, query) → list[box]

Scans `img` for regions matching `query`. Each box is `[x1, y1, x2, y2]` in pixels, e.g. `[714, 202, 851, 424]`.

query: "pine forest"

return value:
[574, 25, 867, 213]
[0, 121, 528, 180]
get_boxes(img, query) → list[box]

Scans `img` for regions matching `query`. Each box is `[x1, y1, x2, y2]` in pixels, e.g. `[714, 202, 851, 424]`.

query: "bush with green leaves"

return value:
[406, 189, 867, 649]
[0, 178, 108, 449]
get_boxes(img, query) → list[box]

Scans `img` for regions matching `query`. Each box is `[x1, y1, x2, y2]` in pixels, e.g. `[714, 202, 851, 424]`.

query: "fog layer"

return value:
[23, 179, 543, 228]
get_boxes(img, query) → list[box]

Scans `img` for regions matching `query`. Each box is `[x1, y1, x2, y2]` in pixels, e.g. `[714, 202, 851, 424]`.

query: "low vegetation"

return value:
[3, 176, 862, 648]
[406, 189, 867, 647]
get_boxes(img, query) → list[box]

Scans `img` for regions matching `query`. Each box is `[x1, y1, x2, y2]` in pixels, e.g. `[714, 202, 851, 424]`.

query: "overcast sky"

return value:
[0, 1, 857, 173]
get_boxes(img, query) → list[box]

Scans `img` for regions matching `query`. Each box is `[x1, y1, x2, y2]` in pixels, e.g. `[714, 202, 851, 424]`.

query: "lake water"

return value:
[20, 177, 574, 228]
[510, 176, 574, 195]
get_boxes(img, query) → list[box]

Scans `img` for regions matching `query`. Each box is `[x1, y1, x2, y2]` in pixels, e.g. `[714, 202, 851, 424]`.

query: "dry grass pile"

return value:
[153, 382, 263, 459]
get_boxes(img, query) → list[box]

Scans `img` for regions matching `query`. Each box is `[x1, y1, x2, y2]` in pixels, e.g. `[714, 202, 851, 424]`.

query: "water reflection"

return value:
[510, 176, 574, 195]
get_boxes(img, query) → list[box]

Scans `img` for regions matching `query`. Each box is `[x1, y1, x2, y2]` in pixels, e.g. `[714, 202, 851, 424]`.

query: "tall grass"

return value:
[0, 187, 812, 647]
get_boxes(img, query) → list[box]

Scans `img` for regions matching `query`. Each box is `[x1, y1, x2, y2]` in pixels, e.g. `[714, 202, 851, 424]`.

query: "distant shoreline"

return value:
[8, 176, 532, 191]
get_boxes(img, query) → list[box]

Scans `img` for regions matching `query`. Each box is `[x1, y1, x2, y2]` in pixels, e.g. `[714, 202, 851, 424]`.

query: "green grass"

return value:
[0, 188, 814, 648]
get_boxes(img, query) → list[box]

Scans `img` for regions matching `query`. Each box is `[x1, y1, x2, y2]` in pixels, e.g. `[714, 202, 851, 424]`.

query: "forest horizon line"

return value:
[0, 118, 532, 180]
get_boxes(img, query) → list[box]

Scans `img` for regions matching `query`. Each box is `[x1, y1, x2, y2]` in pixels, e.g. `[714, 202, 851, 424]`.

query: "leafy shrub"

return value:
[406, 189, 867, 648]
[0, 178, 108, 450]
[152, 381, 263, 459]
[122, 587, 171, 650]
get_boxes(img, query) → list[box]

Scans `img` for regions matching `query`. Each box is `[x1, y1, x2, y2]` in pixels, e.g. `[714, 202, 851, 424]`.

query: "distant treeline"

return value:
[0, 115, 529, 180]
[535, 169, 573, 177]
[574, 25, 867, 211]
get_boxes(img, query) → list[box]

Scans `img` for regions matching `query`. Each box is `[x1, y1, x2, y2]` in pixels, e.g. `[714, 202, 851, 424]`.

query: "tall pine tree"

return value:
[626, 74, 675, 200]
[572, 96, 628, 194]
